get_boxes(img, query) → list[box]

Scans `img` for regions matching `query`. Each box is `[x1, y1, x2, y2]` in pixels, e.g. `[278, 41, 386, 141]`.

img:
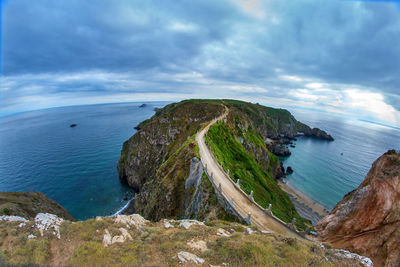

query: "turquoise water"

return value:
[0, 102, 167, 220]
[0, 102, 398, 220]
[281, 109, 400, 210]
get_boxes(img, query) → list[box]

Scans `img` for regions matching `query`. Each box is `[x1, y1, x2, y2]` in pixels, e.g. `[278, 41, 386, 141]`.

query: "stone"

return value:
[178, 219, 205, 230]
[164, 221, 174, 229]
[114, 214, 148, 229]
[246, 227, 255, 235]
[286, 166, 293, 174]
[34, 213, 63, 239]
[103, 229, 112, 247]
[334, 249, 373, 267]
[187, 240, 208, 252]
[177, 251, 205, 265]
[0, 215, 28, 222]
[103, 228, 133, 247]
[216, 228, 230, 237]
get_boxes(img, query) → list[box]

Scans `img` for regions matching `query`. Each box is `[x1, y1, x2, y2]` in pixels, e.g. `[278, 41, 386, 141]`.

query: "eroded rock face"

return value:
[117, 101, 224, 192]
[316, 150, 400, 267]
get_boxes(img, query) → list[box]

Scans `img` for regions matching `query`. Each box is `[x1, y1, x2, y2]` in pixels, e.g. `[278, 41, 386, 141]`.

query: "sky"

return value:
[1, 0, 400, 126]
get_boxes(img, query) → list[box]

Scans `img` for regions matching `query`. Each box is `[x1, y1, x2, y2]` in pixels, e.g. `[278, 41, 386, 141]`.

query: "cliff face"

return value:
[0, 192, 75, 221]
[118, 101, 224, 192]
[316, 150, 400, 267]
[118, 99, 333, 222]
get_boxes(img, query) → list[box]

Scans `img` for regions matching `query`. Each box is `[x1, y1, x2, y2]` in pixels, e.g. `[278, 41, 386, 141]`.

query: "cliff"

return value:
[0, 192, 74, 221]
[117, 99, 333, 227]
[316, 150, 400, 267]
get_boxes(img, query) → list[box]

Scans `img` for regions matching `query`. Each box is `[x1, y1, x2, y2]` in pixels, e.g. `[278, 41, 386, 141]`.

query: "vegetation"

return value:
[205, 121, 309, 229]
[0, 216, 363, 266]
[0, 192, 75, 220]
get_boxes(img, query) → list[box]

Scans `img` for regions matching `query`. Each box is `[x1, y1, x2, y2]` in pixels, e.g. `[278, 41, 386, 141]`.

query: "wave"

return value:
[111, 197, 134, 217]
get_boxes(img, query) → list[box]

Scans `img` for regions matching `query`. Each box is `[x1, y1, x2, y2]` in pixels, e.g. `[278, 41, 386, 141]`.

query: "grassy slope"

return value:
[206, 121, 309, 229]
[0, 217, 360, 267]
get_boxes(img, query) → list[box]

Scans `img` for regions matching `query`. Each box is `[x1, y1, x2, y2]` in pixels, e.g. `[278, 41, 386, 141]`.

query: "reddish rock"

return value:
[316, 150, 400, 267]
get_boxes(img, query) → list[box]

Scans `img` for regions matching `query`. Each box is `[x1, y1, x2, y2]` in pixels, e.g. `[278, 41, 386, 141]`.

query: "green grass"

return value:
[2, 208, 10, 216]
[9, 239, 50, 265]
[205, 121, 309, 229]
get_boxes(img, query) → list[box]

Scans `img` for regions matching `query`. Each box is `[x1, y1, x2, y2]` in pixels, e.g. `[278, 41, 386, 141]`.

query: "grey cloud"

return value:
[1, 0, 400, 121]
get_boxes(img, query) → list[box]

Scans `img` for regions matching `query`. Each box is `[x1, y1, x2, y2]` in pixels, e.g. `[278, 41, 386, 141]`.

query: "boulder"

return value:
[286, 166, 293, 174]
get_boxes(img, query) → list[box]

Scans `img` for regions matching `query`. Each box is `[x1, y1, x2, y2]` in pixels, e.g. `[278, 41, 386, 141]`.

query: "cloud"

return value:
[345, 89, 400, 123]
[1, 0, 399, 126]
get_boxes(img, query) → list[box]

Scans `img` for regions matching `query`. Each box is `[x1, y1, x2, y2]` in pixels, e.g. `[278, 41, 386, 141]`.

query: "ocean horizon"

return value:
[0, 101, 398, 220]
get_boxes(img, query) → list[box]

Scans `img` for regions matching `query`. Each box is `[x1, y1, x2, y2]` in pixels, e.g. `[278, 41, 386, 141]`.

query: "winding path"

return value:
[196, 106, 303, 238]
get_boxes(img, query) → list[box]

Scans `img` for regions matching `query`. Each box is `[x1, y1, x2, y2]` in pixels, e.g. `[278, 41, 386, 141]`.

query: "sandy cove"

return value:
[278, 181, 328, 226]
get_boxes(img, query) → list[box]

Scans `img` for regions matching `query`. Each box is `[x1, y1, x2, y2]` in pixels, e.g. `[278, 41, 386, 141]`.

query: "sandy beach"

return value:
[278, 181, 329, 225]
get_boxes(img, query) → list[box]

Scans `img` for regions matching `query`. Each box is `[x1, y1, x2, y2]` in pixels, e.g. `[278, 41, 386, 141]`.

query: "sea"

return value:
[0, 102, 167, 220]
[281, 108, 400, 210]
[0, 102, 399, 220]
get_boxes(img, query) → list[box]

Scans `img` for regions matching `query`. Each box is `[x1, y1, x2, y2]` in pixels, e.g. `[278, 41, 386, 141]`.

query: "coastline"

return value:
[278, 180, 328, 225]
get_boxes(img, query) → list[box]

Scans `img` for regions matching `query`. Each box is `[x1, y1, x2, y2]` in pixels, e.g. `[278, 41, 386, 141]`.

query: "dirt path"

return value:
[196, 106, 303, 238]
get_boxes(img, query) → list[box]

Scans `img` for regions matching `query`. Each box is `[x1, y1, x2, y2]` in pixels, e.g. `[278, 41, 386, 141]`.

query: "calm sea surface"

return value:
[0, 103, 398, 219]
[0, 102, 166, 220]
[282, 109, 400, 210]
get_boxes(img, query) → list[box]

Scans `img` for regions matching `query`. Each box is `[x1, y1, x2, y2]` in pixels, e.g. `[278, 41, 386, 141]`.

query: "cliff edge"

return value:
[0, 192, 75, 221]
[316, 150, 400, 267]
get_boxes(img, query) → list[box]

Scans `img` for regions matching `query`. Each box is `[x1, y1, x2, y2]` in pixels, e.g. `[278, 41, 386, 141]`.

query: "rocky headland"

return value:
[117, 99, 333, 226]
[317, 150, 400, 267]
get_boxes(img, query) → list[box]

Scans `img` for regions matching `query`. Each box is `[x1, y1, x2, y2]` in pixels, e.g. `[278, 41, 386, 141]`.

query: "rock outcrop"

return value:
[316, 149, 400, 267]
[0, 192, 75, 221]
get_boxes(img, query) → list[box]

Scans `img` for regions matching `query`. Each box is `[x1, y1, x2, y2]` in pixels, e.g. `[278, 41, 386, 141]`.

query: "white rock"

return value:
[261, 230, 271, 235]
[187, 240, 208, 252]
[164, 221, 174, 229]
[216, 228, 230, 237]
[178, 220, 205, 230]
[246, 227, 255, 235]
[34, 213, 63, 239]
[114, 214, 148, 229]
[18, 223, 26, 227]
[119, 227, 133, 241]
[0, 215, 28, 222]
[103, 228, 133, 247]
[28, 234, 36, 239]
[177, 251, 205, 265]
[103, 229, 112, 247]
[334, 249, 373, 267]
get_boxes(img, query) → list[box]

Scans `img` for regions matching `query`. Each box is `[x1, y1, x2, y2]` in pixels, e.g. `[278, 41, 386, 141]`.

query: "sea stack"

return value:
[316, 149, 400, 267]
